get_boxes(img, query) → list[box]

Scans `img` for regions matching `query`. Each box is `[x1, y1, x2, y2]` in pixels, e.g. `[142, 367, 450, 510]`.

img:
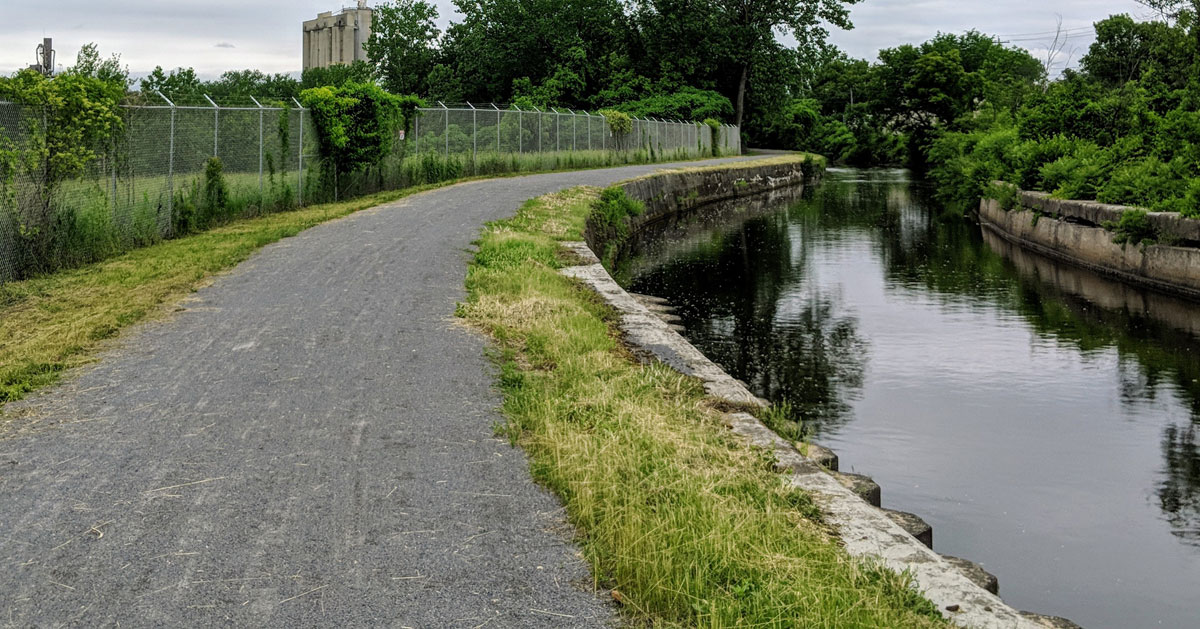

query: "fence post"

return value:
[488, 103, 498, 153]
[534, 106, 542, 153]
[515, 104, 523, 153]
[586, 111, 591, 151]
[414, 111, 419, 154]
[568, 109, 576, 151]
[555, 108, 560, 152]
[156, 90, 175, 234]
[468, 102, 477, 168]
[294, 97, 305, 206]
[251, 96, 265, 194]
[438, 101, 448, 157]
[204, 94, 218, 158]
[600, 113, 605, 151]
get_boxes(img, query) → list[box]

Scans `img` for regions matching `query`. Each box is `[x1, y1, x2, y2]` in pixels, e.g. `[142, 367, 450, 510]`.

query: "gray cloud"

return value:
[214, 43, 235, 49]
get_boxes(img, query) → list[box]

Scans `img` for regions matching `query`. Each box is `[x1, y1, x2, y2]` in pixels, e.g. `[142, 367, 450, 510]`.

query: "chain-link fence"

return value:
[0, 95, 317, 283]
[410, 102, 739, 159]
[0, 97, 739, 283]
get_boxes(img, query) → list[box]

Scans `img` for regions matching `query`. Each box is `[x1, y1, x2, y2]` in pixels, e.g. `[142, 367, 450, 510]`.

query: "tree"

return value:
[364, 0, 441, 95]
[0, 70, 124, 271]
[302, 60, 377, 90]
[204, 70, 300, 102]
[68, 43, 130, 90]
[712, 0, 860, 128]
[1081, 14, 1195, 89]
[139, 66, 201, 100]
[1135, 0, 1200, 61]
[441, 0, 628, 104]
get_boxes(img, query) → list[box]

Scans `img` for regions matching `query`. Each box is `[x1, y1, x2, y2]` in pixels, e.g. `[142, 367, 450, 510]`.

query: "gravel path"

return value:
[0, 157, 752, 627]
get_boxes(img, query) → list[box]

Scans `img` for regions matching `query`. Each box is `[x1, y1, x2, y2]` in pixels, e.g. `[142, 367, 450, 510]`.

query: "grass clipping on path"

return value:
[0, 184, 446, 405]
[459, 185, 947, 627]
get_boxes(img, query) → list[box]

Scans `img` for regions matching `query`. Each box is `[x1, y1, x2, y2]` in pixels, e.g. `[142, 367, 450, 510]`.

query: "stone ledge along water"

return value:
[566, 160, 1081, 628]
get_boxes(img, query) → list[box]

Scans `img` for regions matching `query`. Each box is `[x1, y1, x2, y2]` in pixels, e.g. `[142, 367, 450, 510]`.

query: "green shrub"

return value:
[1104, 209, 1158, 245]
[587, 185, 645, 267]
[703, 118, 722, 156]
[600, 109, 633, 135]
[202, 157, 229, 219]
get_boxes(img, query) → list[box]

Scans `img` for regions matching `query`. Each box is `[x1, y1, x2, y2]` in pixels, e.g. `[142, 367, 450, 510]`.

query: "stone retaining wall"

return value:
[585, 158, 817, 255]
[980, 193, 1200, 300]
[564, 159, 1079, 628]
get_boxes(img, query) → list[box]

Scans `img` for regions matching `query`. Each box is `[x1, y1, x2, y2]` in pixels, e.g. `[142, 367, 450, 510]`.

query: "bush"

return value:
[703, 118, 722, 156]
[614, 87, 733, 121]
[1105, 209, 1159, 245]
[600, 109, 633, 135]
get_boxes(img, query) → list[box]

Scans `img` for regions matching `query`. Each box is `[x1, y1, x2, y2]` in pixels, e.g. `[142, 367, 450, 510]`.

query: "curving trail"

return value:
[0, 157, 753, 627]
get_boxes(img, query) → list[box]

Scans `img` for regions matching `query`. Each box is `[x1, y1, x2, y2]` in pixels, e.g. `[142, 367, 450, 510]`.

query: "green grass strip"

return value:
[458, 178, 948, 627]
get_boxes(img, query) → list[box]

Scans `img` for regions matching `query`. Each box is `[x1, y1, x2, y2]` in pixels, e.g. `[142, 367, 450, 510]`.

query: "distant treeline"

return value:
[789, 7, 1200, 216]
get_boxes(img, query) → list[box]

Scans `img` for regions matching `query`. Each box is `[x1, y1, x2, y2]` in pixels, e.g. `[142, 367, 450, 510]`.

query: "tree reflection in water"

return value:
[619, 168, 1200, 546]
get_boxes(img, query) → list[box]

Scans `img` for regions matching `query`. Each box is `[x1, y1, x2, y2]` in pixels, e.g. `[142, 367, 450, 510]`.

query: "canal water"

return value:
[618, 169, 1200, 628]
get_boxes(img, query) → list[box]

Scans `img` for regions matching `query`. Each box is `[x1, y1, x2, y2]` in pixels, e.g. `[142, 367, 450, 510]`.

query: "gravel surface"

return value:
[0, 157, 753, 627]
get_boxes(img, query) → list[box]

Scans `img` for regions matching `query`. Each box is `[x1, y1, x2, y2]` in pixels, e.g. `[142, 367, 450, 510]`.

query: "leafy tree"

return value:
[139, 66, 201, 100]
[440, 0, 628, 103]
[711, 0, 860, 128]
[0, 69, 124, 270]
[365, 0, 441, 96]
[1081, 14, 1195, 89]
[204, 70, 300, 102]
[68, 43, 130, 89]
[302, 60, 377, 90]
[1136, 1, 1200, 63]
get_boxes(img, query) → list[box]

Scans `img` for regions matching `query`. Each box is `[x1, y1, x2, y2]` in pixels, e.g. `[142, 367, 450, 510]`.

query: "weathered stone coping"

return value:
[980, 197, 1200, 300]
[1012, 189, 1200, 244]
[561, 241, 1045, 628]
[585, 157, 818, 253]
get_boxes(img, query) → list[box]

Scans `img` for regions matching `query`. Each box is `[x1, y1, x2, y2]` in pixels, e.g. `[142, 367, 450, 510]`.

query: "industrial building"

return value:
[302, 2, 373, 70]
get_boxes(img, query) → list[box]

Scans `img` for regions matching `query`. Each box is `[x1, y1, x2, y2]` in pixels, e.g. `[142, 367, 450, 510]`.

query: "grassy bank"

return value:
[458, 174, 947, 626]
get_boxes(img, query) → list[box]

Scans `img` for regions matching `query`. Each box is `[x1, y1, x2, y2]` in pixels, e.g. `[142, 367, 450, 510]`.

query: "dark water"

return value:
[620, 169, 1200, 629]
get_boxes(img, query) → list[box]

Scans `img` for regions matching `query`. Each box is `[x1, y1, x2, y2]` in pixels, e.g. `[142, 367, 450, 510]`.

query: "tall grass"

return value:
[458, 181, 947, 627]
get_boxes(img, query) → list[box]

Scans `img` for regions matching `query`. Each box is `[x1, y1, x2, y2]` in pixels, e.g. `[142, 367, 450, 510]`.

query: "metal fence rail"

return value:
[0, 98, 739, 283]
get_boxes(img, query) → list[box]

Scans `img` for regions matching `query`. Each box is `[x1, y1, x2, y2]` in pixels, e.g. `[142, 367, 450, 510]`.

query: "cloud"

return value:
[214, 42, 235, 49]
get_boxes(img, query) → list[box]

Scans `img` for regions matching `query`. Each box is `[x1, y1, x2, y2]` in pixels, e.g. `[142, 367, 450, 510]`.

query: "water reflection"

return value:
[625, 188, 868, 432]
[982, 229, 1200, 548]
[620, 168, 1200, 627]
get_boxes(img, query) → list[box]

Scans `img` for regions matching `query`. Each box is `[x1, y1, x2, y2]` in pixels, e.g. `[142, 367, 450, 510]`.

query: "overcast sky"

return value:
[0, 0, 1157, 80]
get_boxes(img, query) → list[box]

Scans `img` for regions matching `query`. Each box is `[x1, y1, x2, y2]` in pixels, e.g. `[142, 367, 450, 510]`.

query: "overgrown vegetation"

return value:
[0, 66, 125, 274]
[457, 181, 947, 628]
[299, 83, 423, 181]
[1105, 209, 1161, 245]
[785, 11, 1200, 217]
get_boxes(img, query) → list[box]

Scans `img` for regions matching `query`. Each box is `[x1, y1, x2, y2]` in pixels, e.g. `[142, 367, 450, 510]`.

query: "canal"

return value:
[618, 168, 1200, 628]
